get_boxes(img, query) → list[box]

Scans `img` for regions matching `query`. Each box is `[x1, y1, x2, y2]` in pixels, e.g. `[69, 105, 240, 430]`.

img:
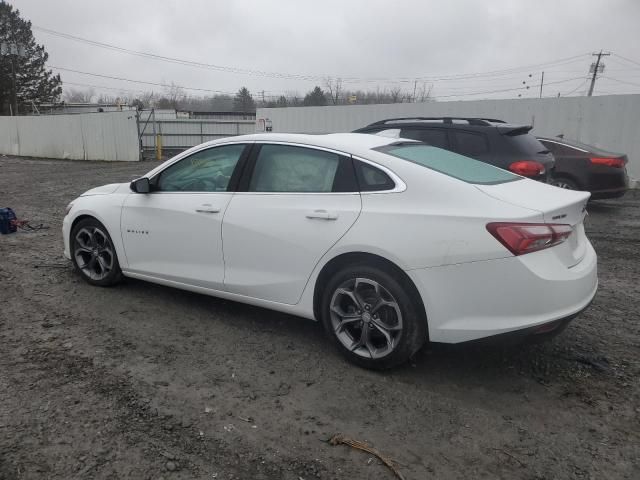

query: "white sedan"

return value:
[63, 133, 597, 369]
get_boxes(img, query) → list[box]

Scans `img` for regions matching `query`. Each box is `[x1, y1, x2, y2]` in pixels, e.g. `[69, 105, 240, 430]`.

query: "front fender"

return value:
[63, 194, 129, 268]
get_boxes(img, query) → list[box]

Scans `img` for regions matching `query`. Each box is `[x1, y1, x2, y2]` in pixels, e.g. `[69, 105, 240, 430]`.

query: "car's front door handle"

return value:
[195, 205, 221, 214]
[306, 210, 338, 220]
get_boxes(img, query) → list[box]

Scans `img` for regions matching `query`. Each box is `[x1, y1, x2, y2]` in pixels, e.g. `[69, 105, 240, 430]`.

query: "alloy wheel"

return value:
[74, 226, 115, 281]
[329, 277, 403, 359]
[552, 180, 575, 190]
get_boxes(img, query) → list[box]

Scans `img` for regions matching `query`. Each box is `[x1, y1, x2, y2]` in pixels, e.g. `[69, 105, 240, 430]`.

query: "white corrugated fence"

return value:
[0, 111, 140, 162]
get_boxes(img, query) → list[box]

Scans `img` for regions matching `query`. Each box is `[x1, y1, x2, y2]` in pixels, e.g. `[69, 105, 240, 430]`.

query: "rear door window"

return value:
[248, 144, 344, 193]
[453, 131, 489, 156]
[376, 143, 519, 185]
[401, 128, 449, 149]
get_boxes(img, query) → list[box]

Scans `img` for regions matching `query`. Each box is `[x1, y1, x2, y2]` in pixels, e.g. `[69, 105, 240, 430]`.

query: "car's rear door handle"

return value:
[196, 204, 221, 214]
[306, 209, 338, 220]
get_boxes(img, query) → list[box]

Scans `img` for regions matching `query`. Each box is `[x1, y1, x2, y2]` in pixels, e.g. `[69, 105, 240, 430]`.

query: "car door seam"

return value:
[294, 192, 364, 305]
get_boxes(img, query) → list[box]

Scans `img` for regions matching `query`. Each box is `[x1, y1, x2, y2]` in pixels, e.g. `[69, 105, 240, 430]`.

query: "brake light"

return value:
[486, 222, 572, 256]
[590, 157, 626, 168]
[509, 161, 546, 177]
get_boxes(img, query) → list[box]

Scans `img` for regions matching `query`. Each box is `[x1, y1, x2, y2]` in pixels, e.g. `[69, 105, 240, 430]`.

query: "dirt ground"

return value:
[1, 155, 638, 480]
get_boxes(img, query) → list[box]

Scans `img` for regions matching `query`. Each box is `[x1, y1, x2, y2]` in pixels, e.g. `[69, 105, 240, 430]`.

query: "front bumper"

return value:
[406, 240, 598, 343]
[62, 215, 71, 260]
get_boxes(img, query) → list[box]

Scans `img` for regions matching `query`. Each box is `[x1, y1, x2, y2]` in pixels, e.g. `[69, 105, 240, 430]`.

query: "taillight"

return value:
[509, 161, 546, 177]
[590, 157, 626, 168]
[486, 222, 572, 256]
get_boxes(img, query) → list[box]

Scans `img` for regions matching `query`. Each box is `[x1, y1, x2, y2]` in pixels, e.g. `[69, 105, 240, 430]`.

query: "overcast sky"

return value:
[9, 0, 640, 101]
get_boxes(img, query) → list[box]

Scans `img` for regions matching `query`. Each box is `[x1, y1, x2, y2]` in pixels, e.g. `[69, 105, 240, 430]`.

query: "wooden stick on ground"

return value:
[327, 434, 406, 480]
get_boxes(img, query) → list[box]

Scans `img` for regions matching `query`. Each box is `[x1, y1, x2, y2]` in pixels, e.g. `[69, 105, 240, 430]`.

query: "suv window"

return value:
[249, 144, 340, 192]
[377, 144, 519, 185]
[354, 160, 395, 191]
[454, 131, 489, 156]
[401, 128, 448, 149]
[157, 144, 245, 192]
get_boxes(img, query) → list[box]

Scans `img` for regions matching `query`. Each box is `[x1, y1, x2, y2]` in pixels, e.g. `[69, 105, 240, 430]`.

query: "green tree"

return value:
[0, 2, 62, 115]
[303, 86, 327, 106]
[233, 87, 256, 112]
[276, 95, 288, 108]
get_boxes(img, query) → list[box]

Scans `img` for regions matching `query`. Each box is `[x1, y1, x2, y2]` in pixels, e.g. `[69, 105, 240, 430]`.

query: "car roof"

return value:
[356, 120, 533, 135]
[202, 132, 412, 157]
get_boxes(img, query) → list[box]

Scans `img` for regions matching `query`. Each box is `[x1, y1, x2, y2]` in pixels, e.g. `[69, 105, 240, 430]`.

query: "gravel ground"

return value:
[1, 156, 639, 480]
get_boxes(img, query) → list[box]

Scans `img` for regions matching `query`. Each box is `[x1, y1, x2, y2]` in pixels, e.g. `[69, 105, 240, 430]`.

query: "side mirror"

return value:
[130, 177, 150, 193]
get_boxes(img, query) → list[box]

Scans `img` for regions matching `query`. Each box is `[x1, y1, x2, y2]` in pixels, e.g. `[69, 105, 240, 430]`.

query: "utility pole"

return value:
[587, 50, 610, 97]
[539, 71, 544, 98]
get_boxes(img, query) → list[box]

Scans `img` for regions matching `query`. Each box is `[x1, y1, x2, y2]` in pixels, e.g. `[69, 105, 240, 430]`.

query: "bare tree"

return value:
[63, 88, 95, 103]
[324, 77, 343, 105]
[389, 87, 403, 103]
[162, 82, 186, 110]
[416, 83, 434, 102]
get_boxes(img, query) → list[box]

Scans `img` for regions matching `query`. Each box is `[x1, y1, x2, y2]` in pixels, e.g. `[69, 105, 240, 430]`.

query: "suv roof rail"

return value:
[368, 117, 507, 127]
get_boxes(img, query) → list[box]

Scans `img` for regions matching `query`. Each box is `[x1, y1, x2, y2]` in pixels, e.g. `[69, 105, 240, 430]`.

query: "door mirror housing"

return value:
[130, 177, 150, 193]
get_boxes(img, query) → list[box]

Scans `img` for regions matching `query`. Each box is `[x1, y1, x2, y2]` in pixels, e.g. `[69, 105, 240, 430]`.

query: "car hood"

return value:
[80, 183, 125, 197]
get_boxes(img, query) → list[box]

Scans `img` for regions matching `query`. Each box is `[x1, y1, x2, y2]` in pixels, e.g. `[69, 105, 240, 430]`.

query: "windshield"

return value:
[377, 143, 521, 185]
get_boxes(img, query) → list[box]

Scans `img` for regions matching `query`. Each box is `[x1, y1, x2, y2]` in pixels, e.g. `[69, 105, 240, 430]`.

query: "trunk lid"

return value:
[476, 179, 591, 267]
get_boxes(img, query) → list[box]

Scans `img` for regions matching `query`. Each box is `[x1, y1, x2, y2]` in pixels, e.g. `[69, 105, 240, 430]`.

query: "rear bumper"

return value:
[406, 240, 598, 343]
[589, 187, 628, 200]
[457, 302, 590, 346]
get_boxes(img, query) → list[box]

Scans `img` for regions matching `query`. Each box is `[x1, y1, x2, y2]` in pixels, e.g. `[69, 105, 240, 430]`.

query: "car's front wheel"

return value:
[321, 264, 427, 369]
[70, 217, 122, 286]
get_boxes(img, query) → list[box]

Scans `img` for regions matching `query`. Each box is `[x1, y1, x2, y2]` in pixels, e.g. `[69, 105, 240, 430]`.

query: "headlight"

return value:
[65, 202, 74, 215]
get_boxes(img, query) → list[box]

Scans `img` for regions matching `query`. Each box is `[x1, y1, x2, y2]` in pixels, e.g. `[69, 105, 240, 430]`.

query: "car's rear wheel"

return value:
[71, 218, 122, 286]
[551, 177, 579, 190]
[321, 264, 427, 369]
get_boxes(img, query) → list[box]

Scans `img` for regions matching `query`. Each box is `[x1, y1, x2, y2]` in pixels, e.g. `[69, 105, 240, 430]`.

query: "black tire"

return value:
[320, 263, 427, 370]
[551, 176, 579, 190]
[70, 217, 122, 287]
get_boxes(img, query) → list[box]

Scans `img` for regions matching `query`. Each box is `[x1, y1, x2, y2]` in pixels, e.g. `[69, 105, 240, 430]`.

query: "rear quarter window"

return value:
[377, 143, 520, 185]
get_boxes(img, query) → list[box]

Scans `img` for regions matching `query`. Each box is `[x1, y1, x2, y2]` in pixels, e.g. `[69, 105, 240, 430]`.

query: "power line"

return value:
[601, 76, 640, 88]
[429, 76, 585, 100]
[50, 65, 240, 96]
[613, 53, 640, 69]
[34, 24, 590, 84]
[51, 63, 589, 101]
[560, 79, 588, 97]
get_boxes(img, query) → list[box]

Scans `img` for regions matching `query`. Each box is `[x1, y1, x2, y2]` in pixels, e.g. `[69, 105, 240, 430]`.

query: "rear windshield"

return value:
[377, 143, 520, 185]
[503, 133, 549, 155]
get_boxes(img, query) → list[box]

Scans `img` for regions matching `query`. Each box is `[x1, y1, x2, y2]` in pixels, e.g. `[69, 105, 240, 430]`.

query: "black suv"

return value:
[353, 117, 555, 182]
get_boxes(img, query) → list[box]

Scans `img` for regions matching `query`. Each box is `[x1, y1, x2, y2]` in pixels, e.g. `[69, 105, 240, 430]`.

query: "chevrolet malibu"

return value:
[63, 133, 597, 369]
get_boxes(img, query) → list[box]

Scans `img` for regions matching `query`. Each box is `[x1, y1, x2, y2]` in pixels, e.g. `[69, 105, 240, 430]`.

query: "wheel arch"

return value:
[69, 212, 127, 267]
[70, 213, 99, 233]
[312, 251, 428, 338]
[552, 173, 582, 190]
